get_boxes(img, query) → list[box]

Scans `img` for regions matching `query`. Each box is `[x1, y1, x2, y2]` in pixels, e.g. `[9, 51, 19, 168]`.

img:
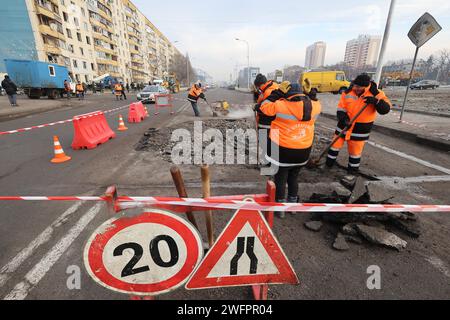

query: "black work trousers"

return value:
[274, 166, 302, 201]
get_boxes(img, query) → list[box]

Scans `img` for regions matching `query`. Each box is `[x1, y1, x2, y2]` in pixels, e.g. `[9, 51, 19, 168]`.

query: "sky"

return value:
[133, 0, 450, 81]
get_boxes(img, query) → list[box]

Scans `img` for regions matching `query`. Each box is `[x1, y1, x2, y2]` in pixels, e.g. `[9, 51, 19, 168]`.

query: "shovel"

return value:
[309, 104, 370, 167]
[204, 99, 218, 117]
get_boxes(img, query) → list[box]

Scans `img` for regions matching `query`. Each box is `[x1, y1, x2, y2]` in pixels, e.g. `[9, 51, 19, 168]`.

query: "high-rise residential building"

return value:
[344, 35, 382, 68]
[0, 0, 180, 84]
[305, 41, 326, 69]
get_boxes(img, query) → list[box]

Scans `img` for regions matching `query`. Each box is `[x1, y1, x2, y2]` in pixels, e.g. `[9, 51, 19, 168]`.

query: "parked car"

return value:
[410, 80, 440, 90]
[137, 85, 168, 103]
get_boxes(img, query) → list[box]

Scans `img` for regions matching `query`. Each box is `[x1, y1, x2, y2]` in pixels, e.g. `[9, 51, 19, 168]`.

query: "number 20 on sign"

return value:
[84, 210, 203, 296]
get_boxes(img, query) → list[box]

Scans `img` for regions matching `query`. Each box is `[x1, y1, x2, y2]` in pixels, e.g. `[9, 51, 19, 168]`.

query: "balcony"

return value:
[93, 33, 114, 45]
[97, 9, 113, 23]
[44, 44, 61, 55]
[96, 58, 119, 67]
[95, 45, 115, 55]
[38, 24, 64, 40]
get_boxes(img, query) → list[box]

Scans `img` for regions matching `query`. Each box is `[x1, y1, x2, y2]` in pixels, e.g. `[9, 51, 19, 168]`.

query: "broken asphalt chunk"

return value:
[355, 224, 407, 251]
[304, 221, 323, 232]
[349, 177, 367, 204]
[367, 182, 394, 203]
[333, 233, 350, 251]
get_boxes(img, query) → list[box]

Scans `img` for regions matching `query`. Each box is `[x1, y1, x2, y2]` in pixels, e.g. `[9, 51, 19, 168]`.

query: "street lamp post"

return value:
[235, 38, 250, 90]
[374, 0, 396, 86]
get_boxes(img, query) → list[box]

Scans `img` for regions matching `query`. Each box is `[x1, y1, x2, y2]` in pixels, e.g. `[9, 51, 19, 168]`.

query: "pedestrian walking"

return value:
[187, 82, 206, 117]
[120, 82, 127, 100]
[64, 80, 71, 99]
[1, 75, 19, 106]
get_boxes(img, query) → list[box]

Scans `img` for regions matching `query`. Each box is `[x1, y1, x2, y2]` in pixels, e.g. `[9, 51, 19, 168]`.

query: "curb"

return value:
[391, 107, 450, 119]
[321, 112, 450, 152]
[0, 105, 65, 123]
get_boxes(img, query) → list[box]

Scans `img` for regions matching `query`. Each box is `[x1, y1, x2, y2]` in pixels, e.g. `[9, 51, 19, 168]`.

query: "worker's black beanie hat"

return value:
[254, 74, 267, 87]
[353, 74, 371, 87]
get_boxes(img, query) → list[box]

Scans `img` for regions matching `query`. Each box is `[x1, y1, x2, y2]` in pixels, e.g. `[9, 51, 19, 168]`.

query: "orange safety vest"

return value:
[260, 94, 322, 150]
[114, 84, 123, 95]
[256, 81, 279, 128]
[187, 85, 203, 102]
[337, 86, 391, 141]
[76, 84, 84, 92]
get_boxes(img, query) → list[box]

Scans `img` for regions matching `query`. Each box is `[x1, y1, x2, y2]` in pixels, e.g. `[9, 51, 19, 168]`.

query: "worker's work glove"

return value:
[253, 103, 261, 112]
[337, 111, 350, 128]
[278, 81, 292, 94]
[369, 81, 380, 96]
[268, 89, 285, 101]
[302, 78, 312, 95]
[307, 91, 318, 101]
[364, 96, 379, 106]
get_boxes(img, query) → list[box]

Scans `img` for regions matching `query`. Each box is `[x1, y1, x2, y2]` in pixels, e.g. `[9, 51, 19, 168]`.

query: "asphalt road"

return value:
[0, 89, 449, 300]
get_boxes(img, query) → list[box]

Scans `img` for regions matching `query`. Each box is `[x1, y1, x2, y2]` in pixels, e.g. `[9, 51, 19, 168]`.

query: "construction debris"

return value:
[304, 177, 421, 251]
[304, 221, 323, 232]
[355, 224, 407, 251]
[333, 233, 350, 251]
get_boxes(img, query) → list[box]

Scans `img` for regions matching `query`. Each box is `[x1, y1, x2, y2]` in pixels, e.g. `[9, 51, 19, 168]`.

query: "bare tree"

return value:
[169, 52, 196, 86]
[434, 49, 450, 83]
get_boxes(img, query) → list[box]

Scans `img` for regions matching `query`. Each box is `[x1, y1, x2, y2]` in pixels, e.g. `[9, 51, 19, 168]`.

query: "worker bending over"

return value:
[254, 74, 281, 166]
[326, 74, 391, 173]
[187, 82, 206, 117]
[256, 81, 321, 218]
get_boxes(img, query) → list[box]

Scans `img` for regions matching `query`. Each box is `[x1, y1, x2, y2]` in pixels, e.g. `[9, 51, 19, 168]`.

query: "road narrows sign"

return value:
[186, 209, 299, 290]
[84, 209, 203, 296]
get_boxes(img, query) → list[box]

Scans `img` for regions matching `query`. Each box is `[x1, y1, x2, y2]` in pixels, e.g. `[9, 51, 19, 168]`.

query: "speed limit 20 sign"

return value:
[84, 210, 203, 296]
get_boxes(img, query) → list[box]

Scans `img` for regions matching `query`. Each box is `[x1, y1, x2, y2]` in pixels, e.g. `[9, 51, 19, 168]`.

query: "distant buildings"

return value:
[195, 68, 213, 84]
[305, 41, 326, 69]
[344, 35, 381, 68]
[0, 0, 180, 84]
[238, 67, 260, 88]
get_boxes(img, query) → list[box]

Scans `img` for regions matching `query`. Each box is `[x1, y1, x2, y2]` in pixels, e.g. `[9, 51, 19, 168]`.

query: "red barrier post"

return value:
[71, 111, 116, 150]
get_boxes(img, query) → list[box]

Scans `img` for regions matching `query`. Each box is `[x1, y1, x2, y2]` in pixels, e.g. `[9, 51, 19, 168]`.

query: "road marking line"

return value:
[425, 256, 450, 279]
[377, 175, 450, 183]
[0, 201, 85, 288]
[3, 203, 102, 300]
[318, 124, 450, 175]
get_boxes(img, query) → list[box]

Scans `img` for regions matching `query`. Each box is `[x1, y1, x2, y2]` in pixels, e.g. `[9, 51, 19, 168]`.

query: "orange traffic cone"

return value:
[51, 136, 71, 163]
[118, 115, 128, 131]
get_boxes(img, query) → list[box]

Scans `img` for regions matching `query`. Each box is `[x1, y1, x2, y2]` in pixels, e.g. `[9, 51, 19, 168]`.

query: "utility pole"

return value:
[374, 0, 396, 87]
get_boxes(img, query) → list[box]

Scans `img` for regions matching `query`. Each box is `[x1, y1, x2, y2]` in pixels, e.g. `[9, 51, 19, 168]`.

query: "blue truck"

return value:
[4, 59, 74, 99]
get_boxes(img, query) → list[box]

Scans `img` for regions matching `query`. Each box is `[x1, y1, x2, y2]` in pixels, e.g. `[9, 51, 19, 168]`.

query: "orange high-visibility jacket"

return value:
[114, 84, 123, 95]
[260, 94, 322, 150]
[76, 84, 84, 92]
[336, 86, 391, 141]
[187, 85, 204, 102]
[256, 81, 279, 128]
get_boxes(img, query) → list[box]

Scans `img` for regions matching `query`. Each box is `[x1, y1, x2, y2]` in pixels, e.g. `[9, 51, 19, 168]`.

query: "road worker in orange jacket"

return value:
[76, 82, 84, 100]
[187, 82, 206, 117]
[253, 74, 282, 166]
[326, 74, 391, 173]
[256, 82, 321, 218]
[114, 83, 124, 101]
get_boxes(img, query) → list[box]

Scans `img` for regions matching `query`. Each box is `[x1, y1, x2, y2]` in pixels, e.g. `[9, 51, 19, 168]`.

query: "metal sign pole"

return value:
[399, 46, 419, 122]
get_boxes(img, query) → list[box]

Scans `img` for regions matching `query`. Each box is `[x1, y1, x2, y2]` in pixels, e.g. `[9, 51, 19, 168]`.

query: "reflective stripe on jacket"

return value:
[261, 94, 321, 150]
[187, 85, 204, 102]
[256, 81, 279, 127]
[336, 87, 391, 141]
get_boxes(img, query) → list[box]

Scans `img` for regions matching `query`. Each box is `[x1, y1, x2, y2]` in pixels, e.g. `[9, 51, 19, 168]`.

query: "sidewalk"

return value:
[318, 94, 450, 152]
[0, 92, 120, 122]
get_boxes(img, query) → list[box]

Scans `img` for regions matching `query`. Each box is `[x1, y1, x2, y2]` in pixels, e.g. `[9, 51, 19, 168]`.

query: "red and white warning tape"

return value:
[0, 196, 449, 213]
[0, 105, 130, 136]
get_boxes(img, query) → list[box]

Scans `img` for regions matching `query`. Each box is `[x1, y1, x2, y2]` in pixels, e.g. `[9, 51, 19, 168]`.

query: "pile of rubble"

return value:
[135, 119, 255, 162]
[304, 176, 421, 251]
